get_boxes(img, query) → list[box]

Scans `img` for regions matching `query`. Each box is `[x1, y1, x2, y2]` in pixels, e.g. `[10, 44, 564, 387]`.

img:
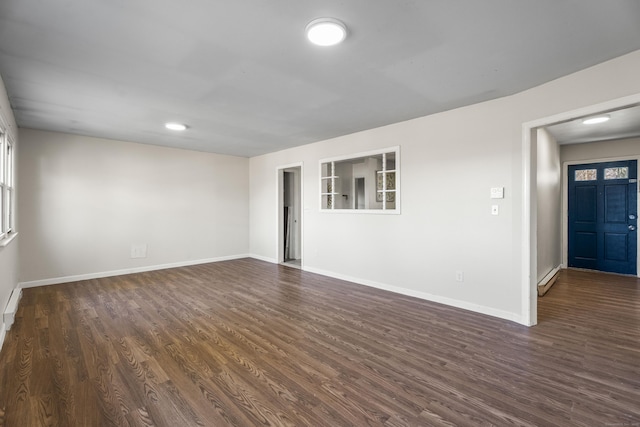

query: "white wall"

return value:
[251, 97, 523, 321]
[8, 50, 640, 325]
[18, 130, 249, 285]
[536, 128, 561, 282]
[0, 74, 19, 341]
[250, 49, 640, 324]
[561, 137, 640, 163]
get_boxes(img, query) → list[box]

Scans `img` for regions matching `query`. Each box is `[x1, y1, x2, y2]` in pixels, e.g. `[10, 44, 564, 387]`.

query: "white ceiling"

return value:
[546, 104, 640, 145]
[1, 1, 640, 157]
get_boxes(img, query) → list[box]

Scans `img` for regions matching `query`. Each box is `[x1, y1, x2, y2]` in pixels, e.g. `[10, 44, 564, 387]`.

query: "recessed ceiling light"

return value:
[306, 18, 347, 46]
[582, 115, 610, 125]
[165, 122, 187, 131]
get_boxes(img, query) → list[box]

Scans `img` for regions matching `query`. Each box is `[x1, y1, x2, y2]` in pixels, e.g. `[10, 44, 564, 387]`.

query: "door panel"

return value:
[604, 185, 626, 222]
[574, 232, 597, 260]
[575, 186, 597, 221]
[604, 233, 627, 261]
[568, 160, 637, 275]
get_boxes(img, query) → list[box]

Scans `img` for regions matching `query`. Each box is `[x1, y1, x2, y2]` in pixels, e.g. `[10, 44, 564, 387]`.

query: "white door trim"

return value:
[276, 162, 304, 267]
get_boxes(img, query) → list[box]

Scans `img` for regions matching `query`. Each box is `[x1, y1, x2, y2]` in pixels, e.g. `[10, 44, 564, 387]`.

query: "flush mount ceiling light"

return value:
[306, 18, 347, 46]
[165, 122, 187, 131]
[582, 115, 610, 125]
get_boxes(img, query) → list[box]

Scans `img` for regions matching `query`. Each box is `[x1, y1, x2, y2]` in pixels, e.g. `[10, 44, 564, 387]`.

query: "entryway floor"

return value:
[282, 259, 301, 269]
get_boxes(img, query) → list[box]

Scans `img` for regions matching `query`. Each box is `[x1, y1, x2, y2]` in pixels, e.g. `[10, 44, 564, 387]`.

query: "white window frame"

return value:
[319, 146, 400, 214]
[0, 127, 16, 244]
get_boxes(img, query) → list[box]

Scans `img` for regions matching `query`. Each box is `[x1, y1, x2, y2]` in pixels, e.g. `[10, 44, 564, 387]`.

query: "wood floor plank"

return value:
[1, 260, 639, 426]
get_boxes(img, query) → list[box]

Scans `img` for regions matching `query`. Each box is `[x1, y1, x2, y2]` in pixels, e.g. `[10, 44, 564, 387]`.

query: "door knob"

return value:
[630, 225, 637, 231]
[630, 214, 637, 220]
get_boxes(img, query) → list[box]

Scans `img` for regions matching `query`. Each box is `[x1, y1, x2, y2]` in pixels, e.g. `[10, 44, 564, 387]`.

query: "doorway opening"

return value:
[354, 177, 365, 209]
[522, 95, 640, 326]
[277, 164, 303, 269]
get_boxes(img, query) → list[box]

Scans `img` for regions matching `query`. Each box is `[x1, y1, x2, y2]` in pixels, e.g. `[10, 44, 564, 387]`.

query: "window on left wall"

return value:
[0, 128, 15, 242]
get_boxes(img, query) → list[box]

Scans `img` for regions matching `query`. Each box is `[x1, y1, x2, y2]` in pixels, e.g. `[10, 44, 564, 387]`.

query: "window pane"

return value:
[0, 190, 4, 233]
[575, 169, 597, 181]
[0, 135, 4, 185]
[8, 188, 12, 231]
[322, 179, 333, 194]
[6, 142, 12, 187]
[322, 194, 333, 209]
[321, 148, 398, 211]
[376, 172, 383, 201]
[386, 171, 396, 190]
[385, 152, 396, 171]
[604, 167, 629, 180]
[321, 162, 333, 178]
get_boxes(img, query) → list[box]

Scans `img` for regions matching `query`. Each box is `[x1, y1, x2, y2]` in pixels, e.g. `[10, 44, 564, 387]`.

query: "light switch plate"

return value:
[490, 187, 504, 199]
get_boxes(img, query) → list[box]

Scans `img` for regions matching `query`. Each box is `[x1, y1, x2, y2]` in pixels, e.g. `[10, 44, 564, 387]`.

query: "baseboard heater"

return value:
[538, 267, 561, 297]
[3, 288, 22, 330]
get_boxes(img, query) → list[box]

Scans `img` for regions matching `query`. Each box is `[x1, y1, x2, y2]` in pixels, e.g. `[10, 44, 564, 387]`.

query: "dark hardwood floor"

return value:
[0, 259, 638, 426]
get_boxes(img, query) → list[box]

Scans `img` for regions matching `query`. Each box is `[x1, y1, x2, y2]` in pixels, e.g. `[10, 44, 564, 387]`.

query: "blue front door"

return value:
[568, 160, 637, 275]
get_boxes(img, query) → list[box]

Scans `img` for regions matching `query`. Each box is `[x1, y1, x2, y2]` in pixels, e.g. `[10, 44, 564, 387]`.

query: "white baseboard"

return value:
[17, 254, 524, 326]
[249, 254, 278, 264]
[301, 265, 523, 325]
[0, 287, 22, 352]
[3, 288, 22, 328]
[18, 254, 251, 289]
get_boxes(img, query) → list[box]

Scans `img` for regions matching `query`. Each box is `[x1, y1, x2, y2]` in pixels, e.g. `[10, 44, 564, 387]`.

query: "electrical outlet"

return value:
[130, 244, 147, 259]
[455, 271, 464, 282]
